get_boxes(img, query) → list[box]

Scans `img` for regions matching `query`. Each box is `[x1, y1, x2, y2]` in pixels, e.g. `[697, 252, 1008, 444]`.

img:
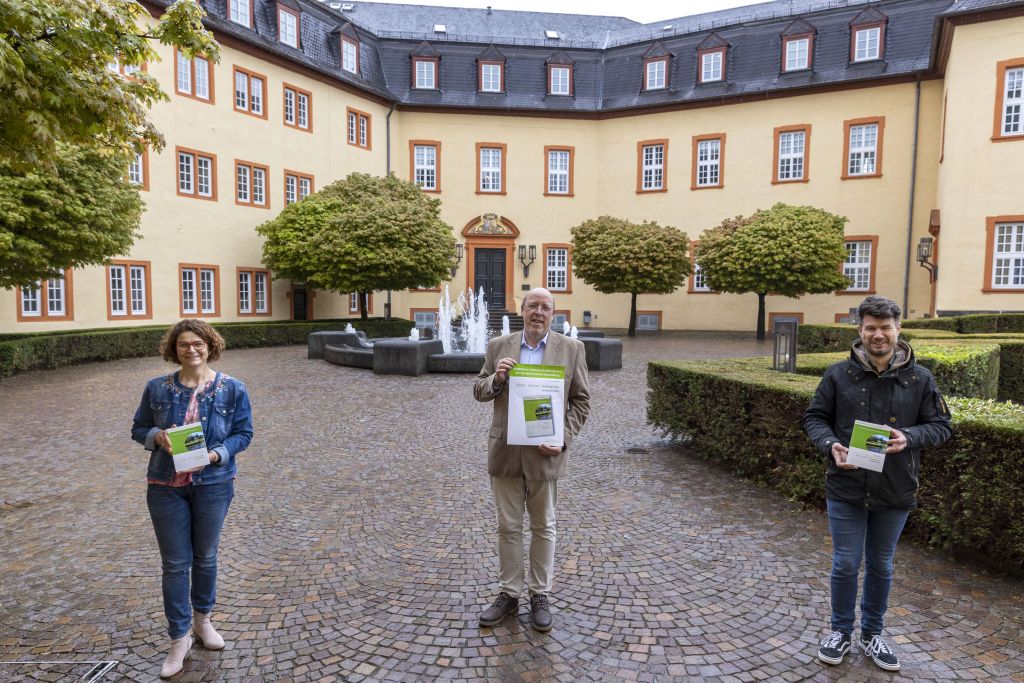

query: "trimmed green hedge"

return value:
[0, 318, 412, 379]
[902, 313, 1024, 334]
[647, 358, 1024, 574]
[794, 344, 1001, 400]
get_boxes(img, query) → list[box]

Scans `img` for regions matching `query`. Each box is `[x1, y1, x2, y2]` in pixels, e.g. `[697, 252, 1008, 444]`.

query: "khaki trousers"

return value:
[490, 476, 558, 598]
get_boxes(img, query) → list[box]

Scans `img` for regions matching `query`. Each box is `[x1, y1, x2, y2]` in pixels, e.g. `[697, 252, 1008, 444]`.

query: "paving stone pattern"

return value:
[1, 332, 1023, 682]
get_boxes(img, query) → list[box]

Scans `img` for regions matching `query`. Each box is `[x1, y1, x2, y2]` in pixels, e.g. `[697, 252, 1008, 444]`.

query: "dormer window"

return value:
[278, 4, 300, 49]
[413, 57, 438, 89]
[644, 58, 667, 90]
[699, 49, 724, 83]
[783, 36, 811, 71]
[849, 7, 887, 63]
[342, 37, 359, 74]
[228, 0, 253, 28]
[549, 65, 572, 96]
[480, 62, 503, 92]
[695, 34, 729, 85]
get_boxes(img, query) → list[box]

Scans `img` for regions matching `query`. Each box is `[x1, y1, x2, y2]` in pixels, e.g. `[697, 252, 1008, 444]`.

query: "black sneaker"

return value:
[817, 630, 852, 665]
[479, 592, 518, 627]
[530, 594, 553, 632]
[861, 634, 901, 671]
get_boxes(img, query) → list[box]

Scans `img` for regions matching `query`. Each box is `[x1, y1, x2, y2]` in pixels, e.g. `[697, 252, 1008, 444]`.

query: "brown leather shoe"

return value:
[530, 594, 553, 632]
[479, 592, 519, 627]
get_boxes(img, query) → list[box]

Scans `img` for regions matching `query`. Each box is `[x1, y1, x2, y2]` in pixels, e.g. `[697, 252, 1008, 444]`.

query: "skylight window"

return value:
[545, 30, 558, 39]
[434, 24, 447, 33]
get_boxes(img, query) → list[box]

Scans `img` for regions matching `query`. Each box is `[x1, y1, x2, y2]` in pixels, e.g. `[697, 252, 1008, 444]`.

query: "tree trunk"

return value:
[359, 291, 369, 321]
[628, 291, 638, 337]
[756, 292, 767, 341]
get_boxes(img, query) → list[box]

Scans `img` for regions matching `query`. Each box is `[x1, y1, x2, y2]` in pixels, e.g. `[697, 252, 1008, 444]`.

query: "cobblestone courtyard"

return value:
[1, 333, 1023, 682]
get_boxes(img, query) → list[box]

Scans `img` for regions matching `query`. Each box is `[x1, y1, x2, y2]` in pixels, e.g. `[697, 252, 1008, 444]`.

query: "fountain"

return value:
[438, 285, 490, 354]
[502, 315, 511, 336]
[562, 321, 570, 335]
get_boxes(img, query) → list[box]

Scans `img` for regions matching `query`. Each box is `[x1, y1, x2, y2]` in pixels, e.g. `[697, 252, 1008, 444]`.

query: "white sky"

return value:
[357, 0, 756, 25]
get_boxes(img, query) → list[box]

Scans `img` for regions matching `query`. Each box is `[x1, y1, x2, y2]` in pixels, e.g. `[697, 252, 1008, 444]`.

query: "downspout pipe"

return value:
[902, 75, 922, 319]
[385, 101, 397, 320]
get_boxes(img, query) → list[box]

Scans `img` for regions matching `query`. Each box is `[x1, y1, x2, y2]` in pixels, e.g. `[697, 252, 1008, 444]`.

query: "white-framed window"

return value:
[637, 313, 661, 331]
[701, 51, 723, 82]
[284, 172, 313, 204]
[349, 292, 360, 313]
[414, 144, 437, 190]
[413, 311, 437, 329]
[284, 88, 294, 124]
[645, 59, 666, 90]
[347, 110, 370, 148]
[546, 248, 568, 291]
[844, 240, 873, 291]
[229, 0, 250, 26]
[696, 138, 721, 187]
[415, 59, 436, 89]
[342, 38, 358, 74]
[549, 66, 570, 95]
[177, 150, 214, 198]
[641, 143, 664, 191]
[479, 146, 502, 192]
[778, 130, 806, 181]
[283, 86, 310, 130]
[181, 266, 217, 315]
[785, 37, 809, 71]
[480, 63, 502, 92]
[278, 8, 298, 48]
[992, 222, 1024, 288]
[692, 262, 711, 292]
[175, 51, 211, 101]
[109, 264, 147, 317]
[236, 162, 267, 207]
[1002, 67, 1023, 136]
[234, 68, 264, 116]
[20, 284, 40, 317]
[547, 149, 570, 194]
[128, 152, 145, 186]
[847, 123, 878, 176]
[854, 27, 881, 62]
[254, 271, 268, 313]
[238, 271, 251, 313]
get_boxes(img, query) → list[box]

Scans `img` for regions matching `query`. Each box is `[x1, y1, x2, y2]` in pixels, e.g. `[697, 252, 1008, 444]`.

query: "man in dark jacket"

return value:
[804, 296, 951, 672]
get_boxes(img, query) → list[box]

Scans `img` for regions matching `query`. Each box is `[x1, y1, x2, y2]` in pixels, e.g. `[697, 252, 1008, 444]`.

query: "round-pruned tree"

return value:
[571, 216, 690, 336]
[0, 0, 219, 172]
[695, 203, 850, 340]
[256, 172, 457, 319]
[0, 144, 143, 289]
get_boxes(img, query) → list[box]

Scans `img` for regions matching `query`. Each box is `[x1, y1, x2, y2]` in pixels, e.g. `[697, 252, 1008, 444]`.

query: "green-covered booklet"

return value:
[846, 420, 890, 472]
[166, 422, 209, 472]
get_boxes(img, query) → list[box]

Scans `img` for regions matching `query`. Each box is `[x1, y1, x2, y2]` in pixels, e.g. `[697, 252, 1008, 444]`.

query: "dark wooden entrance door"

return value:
[474, 248, 506, 310]
[292, 285, 308, 320]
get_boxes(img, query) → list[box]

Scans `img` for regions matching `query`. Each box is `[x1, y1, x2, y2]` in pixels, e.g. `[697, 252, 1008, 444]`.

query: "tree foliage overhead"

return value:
[256, 172, 458, 302]
[0, 144, 144, 288]
[695, 202, 850, 338]
[0, 0, 219, 171]
[571, 215, 690, 335]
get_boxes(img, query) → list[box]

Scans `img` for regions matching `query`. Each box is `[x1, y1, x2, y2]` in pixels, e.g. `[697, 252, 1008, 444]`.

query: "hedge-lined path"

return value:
[1, 332, 1022, 682]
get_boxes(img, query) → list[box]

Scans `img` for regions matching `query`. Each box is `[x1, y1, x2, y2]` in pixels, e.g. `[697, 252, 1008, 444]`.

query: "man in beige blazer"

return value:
[473, 287, 590, 632]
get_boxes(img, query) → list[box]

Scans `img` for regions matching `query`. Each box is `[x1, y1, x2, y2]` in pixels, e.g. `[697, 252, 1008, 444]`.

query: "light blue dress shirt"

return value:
[519, 331, 548, 365]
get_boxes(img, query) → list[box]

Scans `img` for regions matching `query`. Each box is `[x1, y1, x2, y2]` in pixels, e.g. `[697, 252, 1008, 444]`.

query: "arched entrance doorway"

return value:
[462, 213, 520, 312]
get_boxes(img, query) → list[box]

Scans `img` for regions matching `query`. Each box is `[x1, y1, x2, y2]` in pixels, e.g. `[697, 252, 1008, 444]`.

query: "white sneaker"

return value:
[160, 633, 193, 679]
[193, 611, 225, 650]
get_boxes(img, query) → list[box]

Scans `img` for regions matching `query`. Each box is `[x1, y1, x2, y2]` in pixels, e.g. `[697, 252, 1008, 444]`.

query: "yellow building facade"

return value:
[3, 0, 1023, 334]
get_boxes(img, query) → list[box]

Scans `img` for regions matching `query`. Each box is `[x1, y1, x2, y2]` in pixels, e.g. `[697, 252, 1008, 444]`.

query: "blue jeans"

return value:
[826, 498, 909, 637]
[147, 481, 234, 638]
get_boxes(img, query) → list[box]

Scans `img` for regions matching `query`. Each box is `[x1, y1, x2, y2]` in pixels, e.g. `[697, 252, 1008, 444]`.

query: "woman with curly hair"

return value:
[131, 319, 253, 678]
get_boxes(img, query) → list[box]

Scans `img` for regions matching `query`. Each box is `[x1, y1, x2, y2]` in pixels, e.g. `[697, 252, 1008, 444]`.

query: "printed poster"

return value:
[845, 419, 890, 472]
[507, 364, 565, 447]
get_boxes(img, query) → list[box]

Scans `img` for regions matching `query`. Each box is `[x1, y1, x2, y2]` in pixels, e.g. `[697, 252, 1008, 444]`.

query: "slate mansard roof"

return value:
[150, 0, 1024, 114]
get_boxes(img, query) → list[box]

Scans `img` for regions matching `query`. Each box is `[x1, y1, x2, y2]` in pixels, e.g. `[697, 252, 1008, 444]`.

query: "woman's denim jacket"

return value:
[131, 372, 253, 485]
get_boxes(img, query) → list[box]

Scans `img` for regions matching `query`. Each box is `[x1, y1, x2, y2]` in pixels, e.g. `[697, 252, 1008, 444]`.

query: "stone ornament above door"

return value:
[461, 213, 520, 237]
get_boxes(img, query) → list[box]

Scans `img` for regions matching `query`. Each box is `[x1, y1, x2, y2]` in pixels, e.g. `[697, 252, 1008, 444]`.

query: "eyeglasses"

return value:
[176, 340, 207, 351]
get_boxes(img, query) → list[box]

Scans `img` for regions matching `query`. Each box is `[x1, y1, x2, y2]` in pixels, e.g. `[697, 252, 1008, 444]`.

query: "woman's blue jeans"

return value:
[826, 498, 909, 638]
[147, 480, 234, 639]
